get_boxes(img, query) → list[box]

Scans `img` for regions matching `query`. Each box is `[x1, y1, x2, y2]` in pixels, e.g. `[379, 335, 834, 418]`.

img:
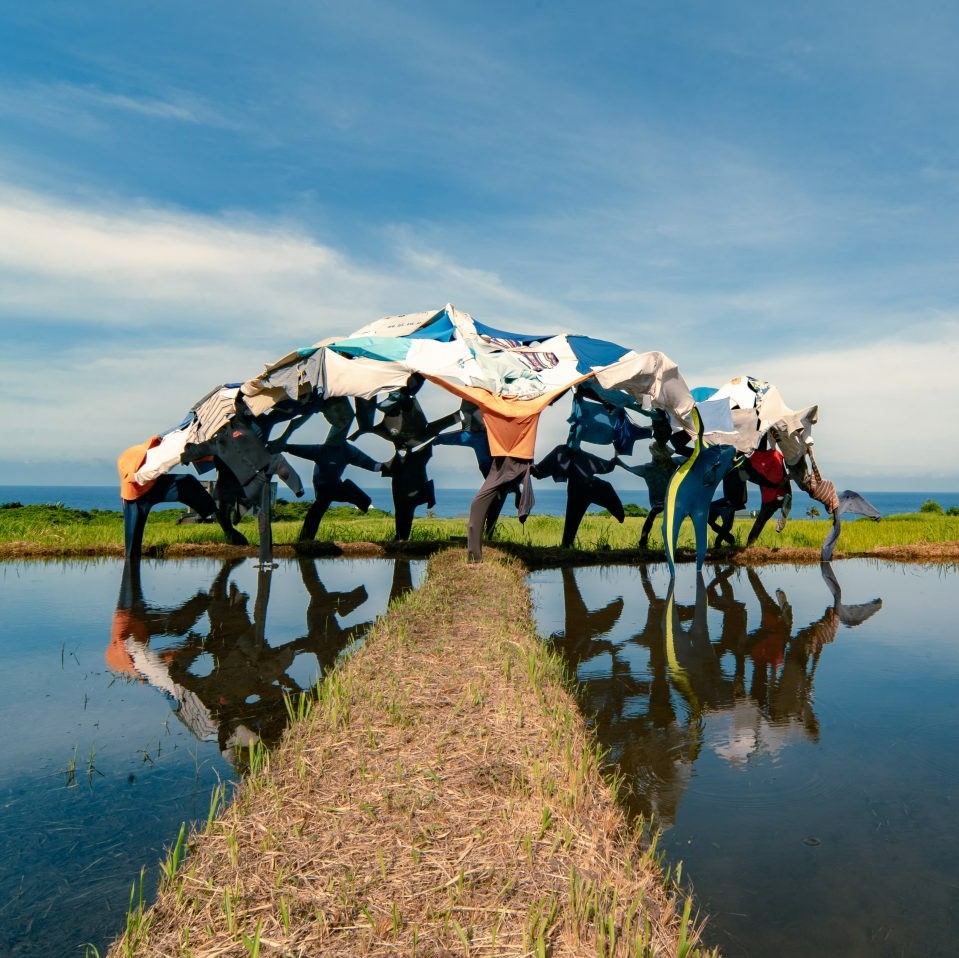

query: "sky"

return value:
[2, 0, 958, 491]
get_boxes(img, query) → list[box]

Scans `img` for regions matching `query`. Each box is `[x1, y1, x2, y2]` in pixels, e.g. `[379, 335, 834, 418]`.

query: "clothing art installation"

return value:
[117, 304, 864, 572]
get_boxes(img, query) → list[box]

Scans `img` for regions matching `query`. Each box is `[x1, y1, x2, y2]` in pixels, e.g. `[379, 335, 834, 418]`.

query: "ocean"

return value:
[2, 485, 957, 519]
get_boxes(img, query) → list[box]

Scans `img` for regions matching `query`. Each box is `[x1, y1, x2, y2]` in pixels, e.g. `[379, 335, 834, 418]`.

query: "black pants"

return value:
[562, 475, 624, 548]
[390, 446, 435, 541]
[299, 479, 372, 541]
[639, 506, 663, 548]
[747, 498, 785, 546]
[467, 457, 534, 561]
[123, 474, 217, 557]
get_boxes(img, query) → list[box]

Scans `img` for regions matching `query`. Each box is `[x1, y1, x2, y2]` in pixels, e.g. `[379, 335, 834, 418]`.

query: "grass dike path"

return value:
[108, 547, 717, 958]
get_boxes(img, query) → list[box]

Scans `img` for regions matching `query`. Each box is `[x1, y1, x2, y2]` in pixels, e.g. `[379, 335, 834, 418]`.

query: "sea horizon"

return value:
[3, 484, 958, 520]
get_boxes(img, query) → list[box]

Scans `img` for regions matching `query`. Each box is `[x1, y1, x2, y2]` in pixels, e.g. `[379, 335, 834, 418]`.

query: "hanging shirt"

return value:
[533, 445, 616, 484]
[117, 436, 162, 501]
[567, 394, 653, 455]
[747, 449, 789, 504]
[284, 442, 380, 487]
[182, 419, 303, 500]
[620, 457, 681, 510]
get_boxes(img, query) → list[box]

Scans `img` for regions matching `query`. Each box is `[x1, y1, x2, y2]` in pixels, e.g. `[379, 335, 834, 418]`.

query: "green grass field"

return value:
[2, 499, 958, 557]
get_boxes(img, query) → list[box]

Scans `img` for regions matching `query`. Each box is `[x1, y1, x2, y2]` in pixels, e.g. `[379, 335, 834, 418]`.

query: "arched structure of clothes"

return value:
[119, 304, 849, 571]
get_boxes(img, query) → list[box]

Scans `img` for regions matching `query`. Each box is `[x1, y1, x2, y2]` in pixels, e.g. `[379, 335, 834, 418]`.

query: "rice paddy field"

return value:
[1, 501, 958, 559]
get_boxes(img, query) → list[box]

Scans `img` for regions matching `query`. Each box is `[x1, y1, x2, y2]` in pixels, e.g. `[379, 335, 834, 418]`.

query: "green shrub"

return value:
[597, 502, 648, 518]
[920, 499, 944, 514]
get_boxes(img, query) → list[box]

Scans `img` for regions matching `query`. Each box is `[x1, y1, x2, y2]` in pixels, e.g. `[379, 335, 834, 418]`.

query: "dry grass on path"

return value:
[109, 547, 715, 958]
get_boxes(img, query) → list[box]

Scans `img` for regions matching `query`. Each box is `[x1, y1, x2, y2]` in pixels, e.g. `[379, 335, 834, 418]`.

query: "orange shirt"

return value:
[106, 608, 149, 673]
[426, 378, 582, 459]
[117, 436, 161, 501]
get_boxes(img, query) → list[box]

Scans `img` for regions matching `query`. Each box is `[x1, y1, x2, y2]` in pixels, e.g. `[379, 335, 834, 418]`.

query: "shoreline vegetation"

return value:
[2, 500, 959, 564]
[105, 547, 718, 958]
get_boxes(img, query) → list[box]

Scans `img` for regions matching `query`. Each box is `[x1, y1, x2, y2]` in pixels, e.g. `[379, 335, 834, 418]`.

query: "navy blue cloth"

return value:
[566, 335, 631, 373]
[533, 444, 616, 483]
[472, 319, 553, 344]
[284, 442, 379, 489]
[433, 428, 494, 476]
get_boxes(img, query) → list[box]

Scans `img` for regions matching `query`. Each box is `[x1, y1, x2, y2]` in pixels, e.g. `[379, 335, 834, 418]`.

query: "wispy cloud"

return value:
[0, 184, 398, 347]
[0, 80, 237, 131]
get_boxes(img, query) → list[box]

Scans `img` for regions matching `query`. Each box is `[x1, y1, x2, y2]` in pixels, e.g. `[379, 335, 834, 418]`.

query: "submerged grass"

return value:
[2, 501, 957, 561]
[106, 548, 718, 958]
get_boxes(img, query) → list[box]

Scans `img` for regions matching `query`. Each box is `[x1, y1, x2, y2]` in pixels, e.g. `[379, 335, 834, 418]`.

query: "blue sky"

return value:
[2, 1, 958, 490]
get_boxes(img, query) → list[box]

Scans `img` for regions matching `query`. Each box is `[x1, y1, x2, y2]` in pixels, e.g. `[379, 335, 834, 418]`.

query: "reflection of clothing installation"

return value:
[284, 442, 382, 541]
[390, 444, 436, 540]
[118, 437, 221, 557]
[533, 444, 624, 549]
[107, 558, 210, 673]
[468, 456, 535, 561]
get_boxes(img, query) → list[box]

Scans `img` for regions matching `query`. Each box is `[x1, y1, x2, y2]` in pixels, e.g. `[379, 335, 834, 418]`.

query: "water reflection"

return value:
[1, 556, 423, 958]
[546, 562, 882, 824]
[108, 556, 418, 767]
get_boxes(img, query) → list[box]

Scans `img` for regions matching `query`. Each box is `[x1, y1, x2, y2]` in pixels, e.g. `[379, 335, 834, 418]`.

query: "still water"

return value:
[0, 557, 425, 958]
[2, 557, 956, 957]
[530, 561, 958, 958]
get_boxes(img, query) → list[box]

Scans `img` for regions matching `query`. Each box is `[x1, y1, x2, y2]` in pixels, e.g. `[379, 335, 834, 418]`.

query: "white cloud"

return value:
[0, 183, 585, 350]
[0, 184, 416, 346]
